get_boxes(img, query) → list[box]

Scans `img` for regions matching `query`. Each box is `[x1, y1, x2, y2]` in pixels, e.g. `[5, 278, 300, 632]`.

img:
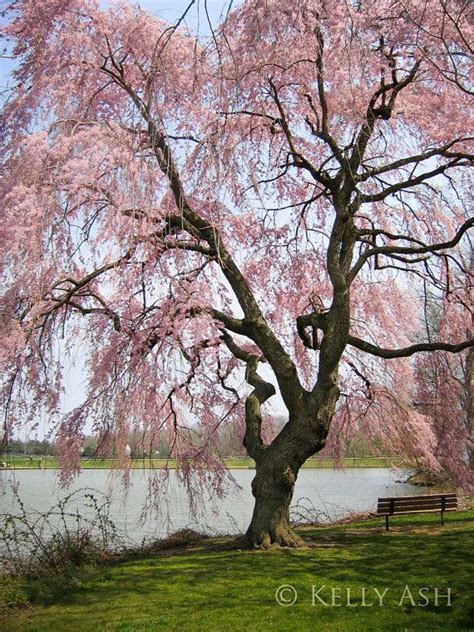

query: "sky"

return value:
[135, 0, 240, 29]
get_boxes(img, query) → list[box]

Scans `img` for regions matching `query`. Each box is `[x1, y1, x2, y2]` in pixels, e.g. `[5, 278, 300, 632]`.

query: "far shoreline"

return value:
[1, 455, 406, 471]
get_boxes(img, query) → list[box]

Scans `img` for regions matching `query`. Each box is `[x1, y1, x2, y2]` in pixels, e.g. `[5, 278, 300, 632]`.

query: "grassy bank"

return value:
[2, 510, 473, 631]
[1, 455, 404, 470]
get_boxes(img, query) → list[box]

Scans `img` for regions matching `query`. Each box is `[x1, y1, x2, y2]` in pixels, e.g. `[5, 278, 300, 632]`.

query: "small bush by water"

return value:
[0, 488, 121, 579]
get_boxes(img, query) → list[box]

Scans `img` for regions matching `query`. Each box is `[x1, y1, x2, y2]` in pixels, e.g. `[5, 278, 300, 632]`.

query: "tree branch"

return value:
[349, 61, 422, 174]
[356, 138, 473, 183]
[220, 331, 275, 460]
[347, 335, 474, 359]
[349, 218, 473, 281]
[99, 69, 303, 410]
[268, 79, 333, 189]
[360, 157, 471, 203]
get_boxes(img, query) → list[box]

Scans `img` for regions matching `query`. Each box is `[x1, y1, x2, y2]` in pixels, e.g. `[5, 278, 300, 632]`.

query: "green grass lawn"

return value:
[1, 455, 403, 470]
[2, 510, 473, 631]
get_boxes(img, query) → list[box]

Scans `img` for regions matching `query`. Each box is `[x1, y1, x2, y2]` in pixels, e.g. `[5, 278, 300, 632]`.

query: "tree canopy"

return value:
[1, 0, 472, 545]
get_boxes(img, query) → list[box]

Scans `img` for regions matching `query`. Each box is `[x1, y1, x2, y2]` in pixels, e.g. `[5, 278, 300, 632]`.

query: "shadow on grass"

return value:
[5, 510, 474, 632]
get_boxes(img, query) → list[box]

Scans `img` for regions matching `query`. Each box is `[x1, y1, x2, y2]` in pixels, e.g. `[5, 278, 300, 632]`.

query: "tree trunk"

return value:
[466, 346, 474, 472]
[241, 379, 340, 548]
[245, 458, 304, 548]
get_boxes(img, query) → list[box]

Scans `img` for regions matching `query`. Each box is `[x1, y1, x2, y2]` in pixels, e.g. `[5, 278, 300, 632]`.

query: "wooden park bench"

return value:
[377, 493, 457, 530]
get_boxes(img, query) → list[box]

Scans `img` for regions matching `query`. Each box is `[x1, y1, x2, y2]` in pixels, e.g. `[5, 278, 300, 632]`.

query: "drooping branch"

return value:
[347, 335, 474, 359]
[403, 0, 473, 96]
[37, 214, 191, 317]
[38, 252, 133, 331]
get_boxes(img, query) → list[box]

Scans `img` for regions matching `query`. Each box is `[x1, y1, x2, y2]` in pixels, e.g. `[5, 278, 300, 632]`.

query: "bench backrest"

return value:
[377, 493, 457, 515]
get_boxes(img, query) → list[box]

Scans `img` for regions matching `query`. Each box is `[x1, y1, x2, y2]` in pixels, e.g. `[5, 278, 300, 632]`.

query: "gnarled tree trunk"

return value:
[243, 390, 338, 548]
[245, 458, 303, 548]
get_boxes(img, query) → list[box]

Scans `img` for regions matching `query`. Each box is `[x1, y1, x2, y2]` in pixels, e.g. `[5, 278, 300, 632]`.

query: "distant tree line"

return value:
[3, 438, 58, 456]
[3, 423, 381, 461]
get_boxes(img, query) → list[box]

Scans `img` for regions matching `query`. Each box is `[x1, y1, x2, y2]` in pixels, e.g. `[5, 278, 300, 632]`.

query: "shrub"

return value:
[0, 488, 122, 579]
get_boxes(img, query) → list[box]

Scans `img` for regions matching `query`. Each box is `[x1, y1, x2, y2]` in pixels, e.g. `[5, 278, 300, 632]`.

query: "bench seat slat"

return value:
[377, 506, 457, 514]
[377, 500, 457, 511]
[377, 502, 458, 509]
[377, 504, 457, 512]
[377, 507, 458, 515]
[377, 505, 457, 511]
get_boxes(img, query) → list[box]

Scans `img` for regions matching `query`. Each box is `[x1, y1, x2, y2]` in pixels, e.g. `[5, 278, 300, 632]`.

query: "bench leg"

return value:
[441, 511, 444, 526]
[386, 515, 389, 531]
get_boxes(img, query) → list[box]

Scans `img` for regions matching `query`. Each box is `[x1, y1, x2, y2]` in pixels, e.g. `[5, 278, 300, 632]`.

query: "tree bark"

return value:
[243, 398, 336, 548]
[466, 345, 474, 472]
[245, 458, 304, 548]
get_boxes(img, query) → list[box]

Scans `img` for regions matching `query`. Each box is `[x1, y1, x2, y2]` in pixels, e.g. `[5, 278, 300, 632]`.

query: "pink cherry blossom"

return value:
[1, 0, 472, 546]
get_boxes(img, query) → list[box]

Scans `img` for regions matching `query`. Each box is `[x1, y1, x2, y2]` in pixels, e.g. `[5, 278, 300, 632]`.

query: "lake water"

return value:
[0, 468, 425, 544]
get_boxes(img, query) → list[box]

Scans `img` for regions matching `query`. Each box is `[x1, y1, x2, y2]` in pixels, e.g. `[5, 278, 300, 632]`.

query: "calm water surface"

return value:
[0, 468, 425, 543]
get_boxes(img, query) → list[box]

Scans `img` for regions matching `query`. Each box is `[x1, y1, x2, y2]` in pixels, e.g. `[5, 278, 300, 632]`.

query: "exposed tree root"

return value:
[242, 525, 305, 549]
